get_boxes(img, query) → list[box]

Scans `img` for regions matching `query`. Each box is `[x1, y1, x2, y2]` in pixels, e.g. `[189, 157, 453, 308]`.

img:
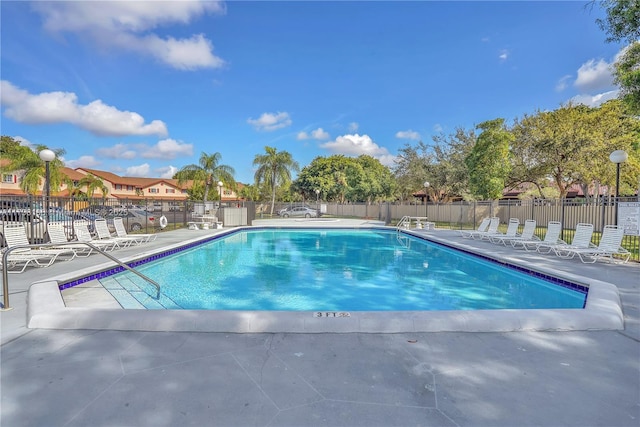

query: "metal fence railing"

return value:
[0, 195, 252, 247]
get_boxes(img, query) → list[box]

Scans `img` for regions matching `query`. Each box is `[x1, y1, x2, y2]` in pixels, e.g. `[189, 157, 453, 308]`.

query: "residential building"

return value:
[0, 161, 244, 204]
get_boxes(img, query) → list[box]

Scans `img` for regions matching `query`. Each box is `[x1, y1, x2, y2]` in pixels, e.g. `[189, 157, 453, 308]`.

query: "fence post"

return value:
[560, 198, 566, 242]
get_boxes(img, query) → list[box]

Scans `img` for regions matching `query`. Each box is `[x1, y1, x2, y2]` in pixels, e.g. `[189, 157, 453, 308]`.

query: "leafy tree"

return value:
[350, 155, 395, 203]
[613, 42, 640, 114]
[238, 184, 260, 201]
[595, 1, 640, 113]
[1, 136, 66, 195]
[595, 0, 640, 43]
[431, 128, 476, 201]
[295, 155, 355, 203]
[465, 119, 513, 200]
[174, 152, 235, 202]
[512, 101, 640, 198]
[393, 142, 432, 203]
[512, 105, 593, 198]
[295, 155, 394, 203]
[253, 146, 299, 215]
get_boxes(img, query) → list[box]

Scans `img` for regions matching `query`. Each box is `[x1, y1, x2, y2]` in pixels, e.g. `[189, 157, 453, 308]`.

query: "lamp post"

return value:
[39, 149, 56, 223]
[217, 181, 223, 206]
[609, 150, 628, 225]
[315, 189, 320, 212]
[423, 181, 430, 219]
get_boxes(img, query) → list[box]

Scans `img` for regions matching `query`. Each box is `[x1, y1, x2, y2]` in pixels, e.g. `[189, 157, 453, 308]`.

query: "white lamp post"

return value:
[423, 181, 430, 219]
[39, 149, 56, 223]
[609, 150, 628, 225]
[217, 181, 224, 205]
[315, 189, 320, 212]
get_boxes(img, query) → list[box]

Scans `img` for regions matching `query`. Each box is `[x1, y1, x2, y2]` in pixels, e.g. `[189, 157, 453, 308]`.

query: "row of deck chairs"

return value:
[1, 218, 157, 273]
[460, 217, 631, 264]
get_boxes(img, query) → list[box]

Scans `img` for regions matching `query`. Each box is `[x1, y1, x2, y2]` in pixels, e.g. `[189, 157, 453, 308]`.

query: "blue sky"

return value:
[0, 1, 625, 184]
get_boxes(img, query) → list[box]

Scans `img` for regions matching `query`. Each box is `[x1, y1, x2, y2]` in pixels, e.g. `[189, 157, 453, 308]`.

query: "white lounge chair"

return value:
[74, 221, 120, 251]
[554, 225, 631, 263]
[113, 217, 156, 244]
[512, 221, 562, 252]
[540, 223, 594, 255]
[1, 223, 75, 273]
[459, 218, 490, 239]
[469, 217, 500, 240]
[94, 219, 139, 248]
[489, 218, 521, 245]
[47, 222, 94, 257]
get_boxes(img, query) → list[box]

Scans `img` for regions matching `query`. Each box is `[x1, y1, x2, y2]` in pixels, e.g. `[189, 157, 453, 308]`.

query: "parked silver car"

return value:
[280, 207, 319, 218]
[105, 209, 156, 232]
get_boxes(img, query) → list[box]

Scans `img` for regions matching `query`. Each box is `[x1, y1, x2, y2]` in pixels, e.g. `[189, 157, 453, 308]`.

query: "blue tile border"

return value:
[59, 227, 588, 309]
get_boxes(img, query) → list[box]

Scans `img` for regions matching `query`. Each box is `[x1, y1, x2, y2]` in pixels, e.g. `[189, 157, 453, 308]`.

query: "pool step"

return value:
[100, 276, 181, 309]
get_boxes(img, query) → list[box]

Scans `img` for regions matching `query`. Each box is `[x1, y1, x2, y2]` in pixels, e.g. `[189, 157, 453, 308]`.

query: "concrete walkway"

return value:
[1, 221, 639, 426]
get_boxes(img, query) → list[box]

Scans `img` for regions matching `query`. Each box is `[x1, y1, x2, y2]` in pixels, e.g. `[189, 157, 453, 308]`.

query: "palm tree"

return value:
[78, 173, 109, 199]
[3, 142, 66, 195]
[174, 152, 235, 201]
[253, 146, 299, 215]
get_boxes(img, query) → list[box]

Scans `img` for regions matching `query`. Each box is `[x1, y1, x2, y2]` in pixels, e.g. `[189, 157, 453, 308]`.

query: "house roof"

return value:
[61, 167, 86, 181]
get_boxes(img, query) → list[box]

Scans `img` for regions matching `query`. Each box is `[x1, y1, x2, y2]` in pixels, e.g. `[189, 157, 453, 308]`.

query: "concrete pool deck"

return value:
[2, 219, 639, 426]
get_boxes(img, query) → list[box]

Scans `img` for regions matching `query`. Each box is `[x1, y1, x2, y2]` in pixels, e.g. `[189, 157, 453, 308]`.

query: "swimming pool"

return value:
[27, 222, 624, 333]
[99, 228, 586, 311]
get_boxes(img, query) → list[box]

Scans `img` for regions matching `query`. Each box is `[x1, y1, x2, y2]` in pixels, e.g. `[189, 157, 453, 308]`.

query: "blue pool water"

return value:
[100, 229, 587, 311]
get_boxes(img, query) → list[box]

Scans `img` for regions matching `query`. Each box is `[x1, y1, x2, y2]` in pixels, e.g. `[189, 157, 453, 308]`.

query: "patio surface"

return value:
[1, 219, 639, 426]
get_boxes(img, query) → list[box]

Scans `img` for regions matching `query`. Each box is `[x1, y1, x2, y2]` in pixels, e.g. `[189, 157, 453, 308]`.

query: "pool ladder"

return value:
[2, 241, 161, 310]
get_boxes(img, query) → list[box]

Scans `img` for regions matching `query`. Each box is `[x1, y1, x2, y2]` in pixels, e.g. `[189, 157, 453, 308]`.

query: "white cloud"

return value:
[433, 124, 443, 133]
[156, 165, 178, 179]
[348, 122, 359, 132]
[574, 58, 614, 91]
[65, 155, 102, 169]
[556, 75, 572, 92]
[32, 1, 225, 70]
[320, 133, 396, 166]
[139, 138, 193, 159]
[95, 139, 193, 161]
[297, 131, 309, 140]
[96, 143, 137, 160]
[125, 163, 151, 177]
[499, 49, 509, 61]
[570, 90, 619, 108]
[247, 112, 292, 131]
[311, 128, 330, 140]
[0, 81, 168, 137]
[395, 130, 420, 140]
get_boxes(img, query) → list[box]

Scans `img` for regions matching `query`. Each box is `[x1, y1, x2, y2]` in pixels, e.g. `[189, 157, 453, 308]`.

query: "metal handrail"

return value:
[396, 215, 410, 231]
[396, 216, 433, 232]
[1, 241, 161, 310]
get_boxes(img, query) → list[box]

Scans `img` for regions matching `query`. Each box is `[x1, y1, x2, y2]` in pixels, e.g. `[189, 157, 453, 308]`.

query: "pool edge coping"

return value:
[26, 226, 624, 333]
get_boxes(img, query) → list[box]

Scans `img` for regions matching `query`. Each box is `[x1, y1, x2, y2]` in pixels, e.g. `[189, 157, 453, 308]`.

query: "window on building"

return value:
[2, 174, 14, 183]
[166, 188, 175, 194]
[149, 188, 159, 193]
[127, 185, 134, 191]
[114, 184, 122, 190]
